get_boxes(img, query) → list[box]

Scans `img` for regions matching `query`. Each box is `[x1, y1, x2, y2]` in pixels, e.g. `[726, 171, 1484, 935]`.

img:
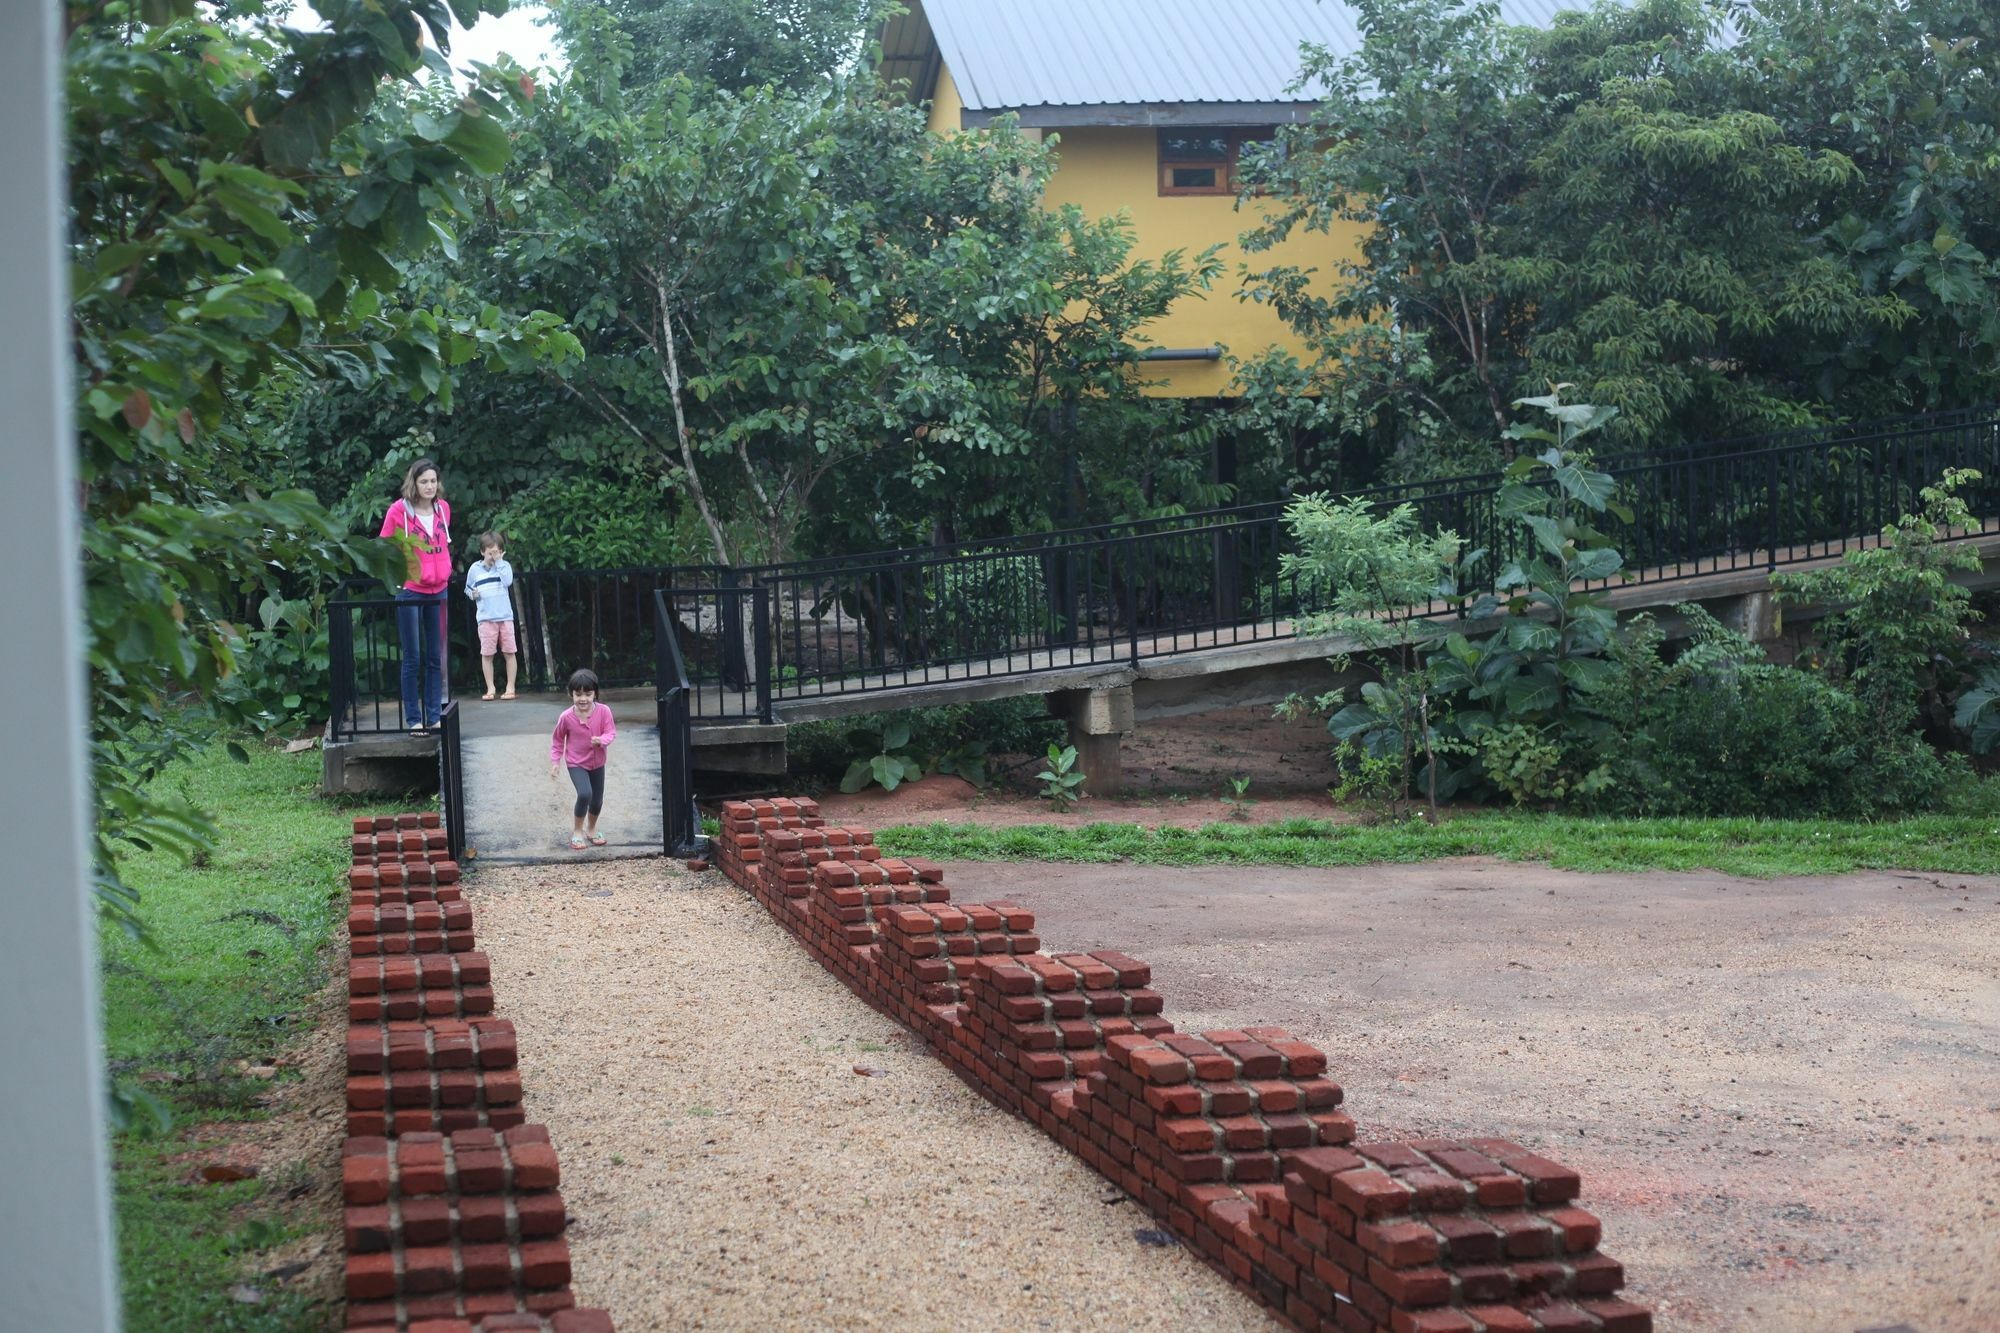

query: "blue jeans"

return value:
[395, 590, 445, 727]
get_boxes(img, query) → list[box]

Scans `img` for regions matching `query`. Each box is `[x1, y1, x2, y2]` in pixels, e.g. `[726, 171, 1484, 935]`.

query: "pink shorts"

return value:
[477, 620, 517, 655]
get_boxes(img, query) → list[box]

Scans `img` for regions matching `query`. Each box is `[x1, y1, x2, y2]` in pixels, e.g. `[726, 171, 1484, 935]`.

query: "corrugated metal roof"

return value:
[896, 0, 1618, 112]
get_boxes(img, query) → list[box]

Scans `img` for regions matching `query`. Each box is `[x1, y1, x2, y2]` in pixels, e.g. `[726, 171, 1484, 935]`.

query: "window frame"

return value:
[1156, 127, 1275, 197]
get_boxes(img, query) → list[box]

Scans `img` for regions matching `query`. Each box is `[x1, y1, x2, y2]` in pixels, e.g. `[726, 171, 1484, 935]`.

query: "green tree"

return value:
[1516, 0, 1908, 442]
[421, 13, 1212, 565]
[1240, 0, 1960, 468]
[68, 0, 578, 914]
[552, 0, 885, 92]
[1239, 0, 1528, 456]
[1737, 0, 2000, 412]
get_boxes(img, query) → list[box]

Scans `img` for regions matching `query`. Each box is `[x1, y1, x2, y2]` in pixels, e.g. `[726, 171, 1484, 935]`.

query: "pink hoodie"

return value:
[551, 702, 616, 769]
[378, 497, 454, 594]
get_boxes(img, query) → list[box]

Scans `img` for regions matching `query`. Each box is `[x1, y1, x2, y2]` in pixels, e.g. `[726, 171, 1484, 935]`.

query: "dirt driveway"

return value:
[946, 857, 2000, 1332]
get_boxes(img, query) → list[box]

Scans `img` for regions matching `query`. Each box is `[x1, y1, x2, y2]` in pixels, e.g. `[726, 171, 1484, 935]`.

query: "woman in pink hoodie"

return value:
[378, 458, 453, 732]
[549, 668, 617, 849]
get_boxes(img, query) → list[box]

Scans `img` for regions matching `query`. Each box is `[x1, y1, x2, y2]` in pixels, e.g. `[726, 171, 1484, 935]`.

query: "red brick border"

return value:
[339, 813, 614, 1333]
[712, 798, 1652, 1333]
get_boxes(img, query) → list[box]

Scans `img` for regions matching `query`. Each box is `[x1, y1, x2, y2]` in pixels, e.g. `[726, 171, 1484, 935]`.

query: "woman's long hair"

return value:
[399, 457, 446, 506]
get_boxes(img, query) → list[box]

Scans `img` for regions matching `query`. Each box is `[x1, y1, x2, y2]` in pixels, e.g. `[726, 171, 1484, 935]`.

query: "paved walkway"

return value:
[458, 694, 661, 865]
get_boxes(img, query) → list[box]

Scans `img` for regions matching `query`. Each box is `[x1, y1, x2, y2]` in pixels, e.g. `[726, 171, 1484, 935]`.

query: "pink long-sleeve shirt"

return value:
[551, 702, 615, 769]
[378, 497, 453, 594]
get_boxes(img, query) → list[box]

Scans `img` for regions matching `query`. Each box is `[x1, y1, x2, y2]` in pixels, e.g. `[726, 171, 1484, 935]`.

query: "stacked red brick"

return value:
[342, 813, 612, 1332]
[709, 800, 1650, 1333]
[711, 796, 824, 893]
[1256, 1142, 1651, 1333]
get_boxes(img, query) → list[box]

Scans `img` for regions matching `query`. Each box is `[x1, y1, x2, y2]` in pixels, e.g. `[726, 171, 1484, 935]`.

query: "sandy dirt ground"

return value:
[467, 860, 1273, 1332]
[942, 857, 2000, 1332]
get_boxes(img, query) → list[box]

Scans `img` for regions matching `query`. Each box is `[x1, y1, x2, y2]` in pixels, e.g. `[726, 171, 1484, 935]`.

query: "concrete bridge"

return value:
[678, 534, 2000, 792]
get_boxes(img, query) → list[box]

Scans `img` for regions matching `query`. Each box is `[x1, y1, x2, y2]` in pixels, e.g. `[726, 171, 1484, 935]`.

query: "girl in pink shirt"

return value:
[550, 668, 616, 849]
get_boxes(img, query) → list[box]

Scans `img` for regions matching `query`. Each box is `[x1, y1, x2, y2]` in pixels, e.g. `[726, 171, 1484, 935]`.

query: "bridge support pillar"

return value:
[1723, 589, 1782, 643]
[1050, 686, 1134, 796]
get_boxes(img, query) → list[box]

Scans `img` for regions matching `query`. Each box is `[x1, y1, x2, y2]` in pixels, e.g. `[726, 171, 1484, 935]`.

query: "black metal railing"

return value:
[726, 406, 2000, 703]
[328, 593, 452, 741]
[484, 567, 769, 698]
[437, 700, 466, 863]
[1380, 407, 2000, 617]
[497, 566, 719, 692]
[653, 589, 704, 857]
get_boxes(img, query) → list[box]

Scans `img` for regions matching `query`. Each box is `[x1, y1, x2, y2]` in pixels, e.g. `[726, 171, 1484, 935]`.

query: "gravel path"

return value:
[467, 859, 1272, 1331]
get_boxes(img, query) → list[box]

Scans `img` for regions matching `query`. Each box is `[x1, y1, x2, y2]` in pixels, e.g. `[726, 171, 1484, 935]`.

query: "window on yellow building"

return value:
[1157, 128, 1275, 196]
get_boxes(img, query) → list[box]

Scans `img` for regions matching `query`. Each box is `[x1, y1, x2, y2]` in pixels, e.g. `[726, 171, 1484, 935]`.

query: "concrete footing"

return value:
[1722, 589, 1782, 643]
[323, 734, 439, 795]
[1049, 685, 1134, 795]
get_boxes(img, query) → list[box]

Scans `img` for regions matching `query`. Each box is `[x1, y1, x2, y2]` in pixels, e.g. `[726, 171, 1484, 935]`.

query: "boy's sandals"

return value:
[568, 833, 587, 850]
[588, 832, 607, 847]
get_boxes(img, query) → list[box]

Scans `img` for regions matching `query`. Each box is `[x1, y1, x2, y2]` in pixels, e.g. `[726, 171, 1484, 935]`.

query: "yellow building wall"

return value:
[1039, 125, 1354, 398]
[920, 58, 1358, 399]
[926, 63, 964, 138]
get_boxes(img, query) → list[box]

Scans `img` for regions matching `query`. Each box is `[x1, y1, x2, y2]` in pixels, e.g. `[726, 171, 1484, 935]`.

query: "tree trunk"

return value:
[655, 293, 732, 567]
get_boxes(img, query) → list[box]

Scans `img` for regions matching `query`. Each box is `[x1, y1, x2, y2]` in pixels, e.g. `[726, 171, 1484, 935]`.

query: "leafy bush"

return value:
[787, 697, 1064, 787]
[838, 719, 923, 794]
[1583, 607, 1954, 818]
[1327, 739, 1408, 825]
[1477, 724, 1573, 806]
[231, 595, 330, 732]
[925, 552, 1048, 660]
[491, 476, 703, 570]
[1773, 470, 1984, 746]
[1597, 664, 1876, 817]
[1954, 665, 2000, 754]
[1287, 389, 1626, 810]
[1281, 493, 1462, 808]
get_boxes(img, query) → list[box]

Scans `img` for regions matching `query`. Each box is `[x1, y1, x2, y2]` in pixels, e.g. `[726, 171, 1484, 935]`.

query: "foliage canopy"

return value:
[69, 0, 576, 915]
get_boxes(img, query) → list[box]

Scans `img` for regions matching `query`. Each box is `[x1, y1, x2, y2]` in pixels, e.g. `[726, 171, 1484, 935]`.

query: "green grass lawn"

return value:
[102, 743, 391, 1332]
[872, 810, 2000, 877]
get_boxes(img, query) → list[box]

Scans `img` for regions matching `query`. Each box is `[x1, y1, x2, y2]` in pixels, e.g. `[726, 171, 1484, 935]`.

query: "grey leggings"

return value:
[567, 765, 606, 819]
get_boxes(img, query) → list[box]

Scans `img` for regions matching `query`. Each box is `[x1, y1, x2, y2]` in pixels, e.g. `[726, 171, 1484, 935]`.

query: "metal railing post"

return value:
[329, 601, 355, 743]
[668, 588, 684, 852]
[1766, 451, 1780, 570]
[652, 589, 704, 858]
[753, 588, 774, 724]
[1126, 539, 1141, 665]
[437, 700, 465, 864]
[1051, 545, 1078, 647]
[718, 567, 748, 689]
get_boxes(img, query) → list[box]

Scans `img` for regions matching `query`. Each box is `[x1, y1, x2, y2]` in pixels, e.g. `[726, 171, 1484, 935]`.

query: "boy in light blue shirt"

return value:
[464, 531, 518, 699]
